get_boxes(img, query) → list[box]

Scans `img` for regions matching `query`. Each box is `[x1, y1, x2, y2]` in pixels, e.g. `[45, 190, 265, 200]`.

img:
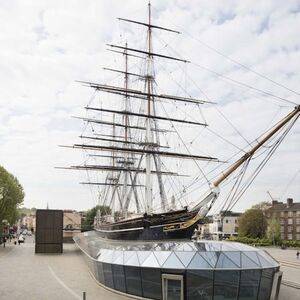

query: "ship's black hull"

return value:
[95, 209, 201, 241]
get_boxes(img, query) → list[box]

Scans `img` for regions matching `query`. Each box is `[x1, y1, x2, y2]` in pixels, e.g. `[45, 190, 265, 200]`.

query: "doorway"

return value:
[162, 274, 184, 300]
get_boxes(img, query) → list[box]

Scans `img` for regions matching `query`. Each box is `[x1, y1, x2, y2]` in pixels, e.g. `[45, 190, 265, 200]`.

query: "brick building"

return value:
[266, 198, 300, 240]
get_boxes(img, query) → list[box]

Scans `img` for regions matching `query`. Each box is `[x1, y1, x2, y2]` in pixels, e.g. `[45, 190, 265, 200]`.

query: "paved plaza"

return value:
[0, 237, 300, 299]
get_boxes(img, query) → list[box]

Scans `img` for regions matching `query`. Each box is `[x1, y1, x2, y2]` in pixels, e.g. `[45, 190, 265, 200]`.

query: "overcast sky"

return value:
[0, 0, 299, 212]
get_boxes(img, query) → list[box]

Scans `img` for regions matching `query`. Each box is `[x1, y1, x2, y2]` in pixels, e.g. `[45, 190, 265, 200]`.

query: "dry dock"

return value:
[0, 236, 299, 300]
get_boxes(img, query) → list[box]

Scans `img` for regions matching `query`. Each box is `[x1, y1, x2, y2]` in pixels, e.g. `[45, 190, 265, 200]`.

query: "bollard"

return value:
[83, 291, 86, 300]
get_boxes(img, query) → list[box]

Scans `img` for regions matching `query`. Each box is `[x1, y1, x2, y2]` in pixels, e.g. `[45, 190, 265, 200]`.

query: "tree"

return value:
[251, 201, 272, 213]
[238, 209, 268, 238]
[267, 218, 281, 245]
[82, 205, 111, 228]
[0, 166, 25, 225]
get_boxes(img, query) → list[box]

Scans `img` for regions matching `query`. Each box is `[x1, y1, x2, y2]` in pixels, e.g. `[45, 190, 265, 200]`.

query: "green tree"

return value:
[267, 218, 281, 245]
[0, 166, 25, 225]
[82, 205, 111, 229]
[238, 209, 268, 238]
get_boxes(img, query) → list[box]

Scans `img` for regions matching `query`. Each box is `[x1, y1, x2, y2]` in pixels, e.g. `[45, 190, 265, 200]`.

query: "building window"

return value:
[288, 234, 293, 240]
[280, 226, 284, 233]
[281, 212, 285, 217]
[297, 226, 300, 233]
[288, 211, 293, 217]
[288, 218, 293, 225]
[288, 226, 292, 233]
[280, 219, 284, 225]
[225, 220, 229, 224]
[296, 211, 300, 217]
[296, 234, 300, 240]
[296, 218, 300, 225]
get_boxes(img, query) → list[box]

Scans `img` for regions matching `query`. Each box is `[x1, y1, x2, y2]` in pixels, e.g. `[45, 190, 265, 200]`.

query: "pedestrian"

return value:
[3, 236, 6, 248]
[297, 250, 299, 259]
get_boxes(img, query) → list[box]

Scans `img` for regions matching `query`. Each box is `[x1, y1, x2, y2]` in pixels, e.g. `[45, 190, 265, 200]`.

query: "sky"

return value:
[0, 0, 299, 212]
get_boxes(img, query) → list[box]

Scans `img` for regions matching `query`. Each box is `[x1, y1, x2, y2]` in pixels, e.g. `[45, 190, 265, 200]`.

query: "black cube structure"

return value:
[74, 231, 282, 300]
[35, 209, 63, 254]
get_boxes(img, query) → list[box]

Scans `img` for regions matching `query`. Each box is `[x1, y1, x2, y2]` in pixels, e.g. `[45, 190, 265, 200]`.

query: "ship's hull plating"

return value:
[95, 209, 200, 241]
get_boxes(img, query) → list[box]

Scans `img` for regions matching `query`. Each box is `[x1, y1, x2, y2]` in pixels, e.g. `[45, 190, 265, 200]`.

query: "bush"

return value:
[229, 236, 300, 248]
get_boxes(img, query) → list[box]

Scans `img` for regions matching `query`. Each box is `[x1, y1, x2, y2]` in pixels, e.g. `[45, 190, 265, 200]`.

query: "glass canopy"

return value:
[74, 231, 279, 270]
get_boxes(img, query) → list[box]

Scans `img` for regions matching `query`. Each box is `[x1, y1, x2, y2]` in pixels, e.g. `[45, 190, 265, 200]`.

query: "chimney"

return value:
[287, 198, 293, 208]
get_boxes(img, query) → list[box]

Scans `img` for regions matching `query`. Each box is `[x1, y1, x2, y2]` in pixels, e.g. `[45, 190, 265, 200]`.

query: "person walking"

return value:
[3, 236, 6, 247]
[297, 250, 299, 259]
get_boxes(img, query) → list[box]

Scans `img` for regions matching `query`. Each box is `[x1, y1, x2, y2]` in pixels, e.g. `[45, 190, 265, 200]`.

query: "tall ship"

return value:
[60, 3, 299, 241]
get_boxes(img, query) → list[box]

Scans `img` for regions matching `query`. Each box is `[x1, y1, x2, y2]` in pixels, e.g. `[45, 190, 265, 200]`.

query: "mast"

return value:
[145, 1, 152, 213]
[122, 43, 129, 217]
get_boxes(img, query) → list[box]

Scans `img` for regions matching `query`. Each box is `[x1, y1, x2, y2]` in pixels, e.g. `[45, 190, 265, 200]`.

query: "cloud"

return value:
[0, 0, 299, 212]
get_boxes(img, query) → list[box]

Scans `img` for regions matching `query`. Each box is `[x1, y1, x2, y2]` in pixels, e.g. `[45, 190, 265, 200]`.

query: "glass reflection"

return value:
[125, 266, 143, 297]
[187, 270, 213, 300]
[214, 270, 240, 300]
[141, 267, 161, 300]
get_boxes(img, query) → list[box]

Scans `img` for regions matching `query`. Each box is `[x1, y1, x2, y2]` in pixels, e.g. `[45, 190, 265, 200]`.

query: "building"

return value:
[21, 214, 36, 232]
[202, 211, 241, 240]
[74, 231, 282, 300]
[266, 198, 300, 240]
[63, 210, 82, 242]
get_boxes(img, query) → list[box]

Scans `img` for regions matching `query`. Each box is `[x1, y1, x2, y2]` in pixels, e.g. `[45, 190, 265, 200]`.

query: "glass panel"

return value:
[223, 251, 241, 267]
[102, 263, 114, 289]
[256, 254, 274, 268]
[257, 251, 278, 266]
[243, 251, 261, 267]
[142, 252, 160, 268]
[216, 253, 238, 268]
[241, 253, 260, 268]
[188, 253, 212, 269]
[112, 264, 126, 293]
[175, 251, 196, 267]
[137, 251, 152, 265]
[124, 266, 142, 297]
[163, 253, 185, 269]
[166, 279, 182, 300]
[220, 244, 239, 251]
[186, 270, 213, 300]
[258, 268, 274, 300]
[97, 261, 104, 284]
[239, 269, 261, 300]
[125, 251, 140, 267]
[200, 252, 218, 268]
[93, 261, 99, 281]
[214, 270, 240, 300]
[141, 267, 161, 300]
[124, 251, 135, 263]
[100, 249, 114, 263]
[154, 251, 172, 267]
